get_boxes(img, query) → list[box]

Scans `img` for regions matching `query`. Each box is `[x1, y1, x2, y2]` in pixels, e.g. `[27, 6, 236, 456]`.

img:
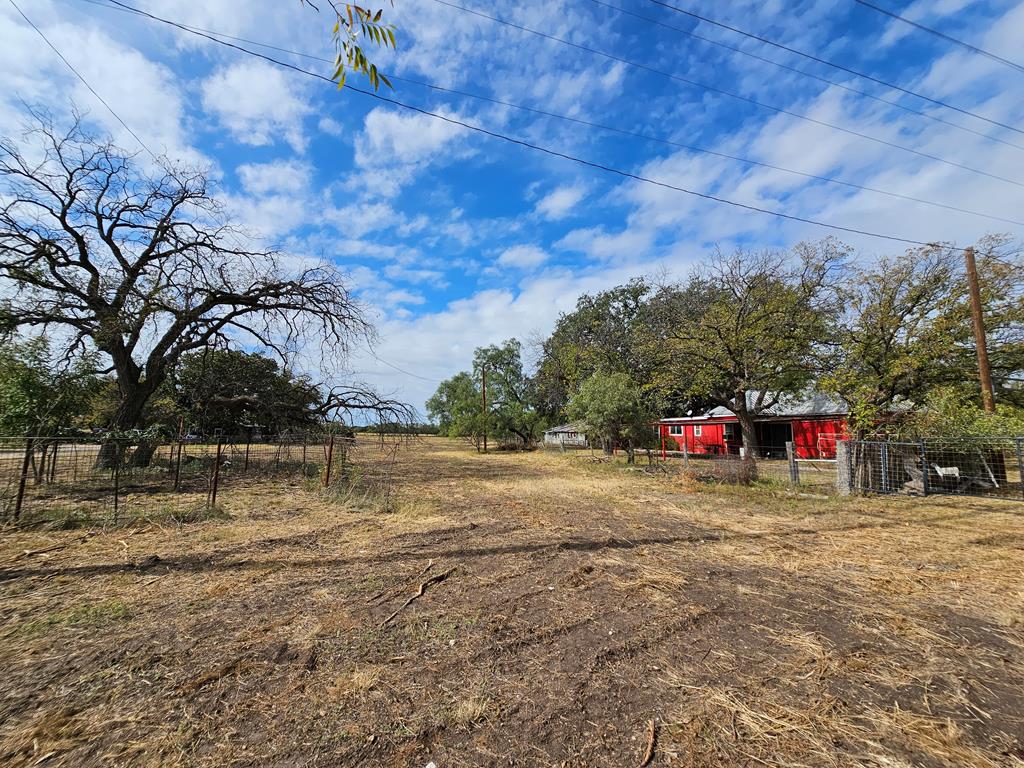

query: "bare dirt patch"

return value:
[1, 438, 1021, 767]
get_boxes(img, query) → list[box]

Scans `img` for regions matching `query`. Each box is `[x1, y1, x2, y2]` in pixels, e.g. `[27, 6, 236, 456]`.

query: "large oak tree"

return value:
[0, 115, 372, 459]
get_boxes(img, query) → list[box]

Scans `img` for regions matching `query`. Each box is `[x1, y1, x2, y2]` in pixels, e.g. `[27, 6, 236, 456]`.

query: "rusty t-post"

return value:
[13, 437, 33, 521]
[324, 435, 336, 487]
[210, 439, 223, 507]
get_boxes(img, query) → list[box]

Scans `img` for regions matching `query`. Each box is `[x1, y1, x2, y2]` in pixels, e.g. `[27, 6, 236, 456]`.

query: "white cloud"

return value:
[497, 244, 549, 269]
[237, 159, 311, 195]
[0, 5, 198, 166]
[318, 116, 344, 137]
[201, 61, 312, 152]
[351, 106, 468, 198]
[535, 184, 587, 220]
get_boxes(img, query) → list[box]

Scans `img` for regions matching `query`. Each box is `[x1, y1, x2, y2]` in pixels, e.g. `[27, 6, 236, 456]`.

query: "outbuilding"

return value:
[543, 424, 588, 448]
[658, 392, 848, 459]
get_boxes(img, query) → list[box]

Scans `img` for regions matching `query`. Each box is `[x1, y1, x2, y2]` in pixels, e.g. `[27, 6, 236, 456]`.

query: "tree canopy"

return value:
[645, 240, 847, 451]
[566, 371, 653, 462]
[0, 114, 397, 454]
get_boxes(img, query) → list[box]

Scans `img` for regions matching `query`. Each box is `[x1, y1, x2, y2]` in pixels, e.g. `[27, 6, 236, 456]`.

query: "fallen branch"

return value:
[14, 533, 96, 561]
[639, 719, 656, 767]
[380, 566, 456, 627]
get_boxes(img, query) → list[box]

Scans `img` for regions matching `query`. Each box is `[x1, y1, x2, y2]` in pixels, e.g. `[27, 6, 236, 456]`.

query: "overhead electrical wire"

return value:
[645, 0, 1024, 137]
[85, 0, 1008, 252]
[852, 0, 1024, 75]
[427, 0, 1024, 190]
[74, 0, 1024, 227]
[585, 0, 1024, 152]
[8, 0, 156, 159]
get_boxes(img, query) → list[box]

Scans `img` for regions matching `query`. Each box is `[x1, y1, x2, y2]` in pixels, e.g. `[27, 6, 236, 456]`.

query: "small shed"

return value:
[543, 424, 588, 448]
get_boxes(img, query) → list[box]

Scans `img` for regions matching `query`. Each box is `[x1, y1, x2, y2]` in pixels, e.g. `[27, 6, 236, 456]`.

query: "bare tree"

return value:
[0, 113, 375, 463]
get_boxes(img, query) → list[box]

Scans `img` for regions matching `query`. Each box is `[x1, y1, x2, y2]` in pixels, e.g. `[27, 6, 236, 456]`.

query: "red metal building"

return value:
[658, 393, 848, 459]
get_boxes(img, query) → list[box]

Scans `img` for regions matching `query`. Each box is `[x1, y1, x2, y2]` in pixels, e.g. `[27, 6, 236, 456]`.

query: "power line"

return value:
[645, 0, 1024, 137]
[853, 0, 1024, 75]
[75, 0, 1024, 226]
[371, 353, 444, 383]
[585, 0, 1024, 152]
[9, 0, 156, 159]
[92, 0, 1002, 252]
[428, 0, 1024, 190]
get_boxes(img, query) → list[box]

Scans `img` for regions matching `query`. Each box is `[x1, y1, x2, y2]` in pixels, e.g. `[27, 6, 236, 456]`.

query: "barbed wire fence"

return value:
[0, 432, 411, 528]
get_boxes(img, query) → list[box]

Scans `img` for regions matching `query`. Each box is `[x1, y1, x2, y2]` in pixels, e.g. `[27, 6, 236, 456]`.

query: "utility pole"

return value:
[964, 246, 996, 412]
[481, 365, 488, 453]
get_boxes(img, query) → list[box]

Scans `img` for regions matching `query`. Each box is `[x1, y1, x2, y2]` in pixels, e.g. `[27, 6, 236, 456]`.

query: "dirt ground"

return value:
[1, 437, 1022, 767]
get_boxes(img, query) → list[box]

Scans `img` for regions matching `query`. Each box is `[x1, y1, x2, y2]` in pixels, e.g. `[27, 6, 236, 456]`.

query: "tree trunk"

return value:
[735, 403, 759, 481]
[132, 441, 157, 467]
[96, 391, 150, 469]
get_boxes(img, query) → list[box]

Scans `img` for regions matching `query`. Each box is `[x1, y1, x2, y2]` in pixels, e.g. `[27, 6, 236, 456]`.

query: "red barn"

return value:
[658, 392, 848, 460]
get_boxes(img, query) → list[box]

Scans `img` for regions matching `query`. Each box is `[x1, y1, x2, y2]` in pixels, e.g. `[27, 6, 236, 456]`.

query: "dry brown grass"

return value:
[0, 437, 1021, 767]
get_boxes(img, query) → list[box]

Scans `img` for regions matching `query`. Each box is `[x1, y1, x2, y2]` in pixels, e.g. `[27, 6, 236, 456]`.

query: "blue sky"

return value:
[3, 0, 1023, 413]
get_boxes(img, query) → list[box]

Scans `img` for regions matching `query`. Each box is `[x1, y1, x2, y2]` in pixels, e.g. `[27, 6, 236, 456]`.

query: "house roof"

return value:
[544, 423, 583, 434]
[661, 391, 848, 422]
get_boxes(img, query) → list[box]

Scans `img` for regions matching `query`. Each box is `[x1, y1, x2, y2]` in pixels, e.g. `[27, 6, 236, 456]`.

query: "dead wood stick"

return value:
[15, 533, 96, 560]
[366, 559, 434, 605]
[639, 719, 656, 767]
[380, 567, 455, 627]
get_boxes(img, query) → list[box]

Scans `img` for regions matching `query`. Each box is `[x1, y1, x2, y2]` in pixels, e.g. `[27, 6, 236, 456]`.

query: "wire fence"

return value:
[838, 437, 1024, 500]
[0, 433, 403, 528]
[650, 442, 838, 490]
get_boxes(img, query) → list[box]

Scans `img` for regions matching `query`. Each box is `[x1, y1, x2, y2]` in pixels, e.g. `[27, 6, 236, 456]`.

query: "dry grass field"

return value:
[0, 437, 1022, 767]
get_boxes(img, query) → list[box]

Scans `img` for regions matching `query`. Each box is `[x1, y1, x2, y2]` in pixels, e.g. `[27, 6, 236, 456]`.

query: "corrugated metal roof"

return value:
[544, 423, 584, 434]
[666, 391, 849, 421]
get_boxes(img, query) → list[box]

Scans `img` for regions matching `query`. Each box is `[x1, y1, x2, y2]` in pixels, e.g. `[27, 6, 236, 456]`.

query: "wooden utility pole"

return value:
[481, 365, 488, 453]
[964, 246, 996, 412]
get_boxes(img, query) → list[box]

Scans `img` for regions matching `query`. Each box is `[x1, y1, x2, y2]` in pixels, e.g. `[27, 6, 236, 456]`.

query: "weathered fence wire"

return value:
[0, 433, 382, 528]
[838, 437, 1024, 500]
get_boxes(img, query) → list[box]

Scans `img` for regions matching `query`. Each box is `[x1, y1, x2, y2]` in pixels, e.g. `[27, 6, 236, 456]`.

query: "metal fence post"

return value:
[786, 441, 799, 485]
[1016, 438, 1024, 500]
[243, 438, 251, 472]
[210, 439, 223, 508]
[683, 439, 690, 469]
[13, 437, 34, 521]
[49, 440, 59, 483]
[174, 441, 183, 491]
[919, 439, 930, 496]
[113, 453, 121, 525]
[880, 443, 890, 494]
[324, 435, 335, 487]
[302, 435, 308, 475]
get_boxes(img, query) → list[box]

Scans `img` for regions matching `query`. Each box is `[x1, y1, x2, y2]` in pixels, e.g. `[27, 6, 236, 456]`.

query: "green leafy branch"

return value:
[302, 2, 397, 90]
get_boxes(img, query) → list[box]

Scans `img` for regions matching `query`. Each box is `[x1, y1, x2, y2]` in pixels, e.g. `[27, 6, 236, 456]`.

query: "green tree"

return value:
[823, 245, 960, 434]
[648, 240, 846, 455]
[473, 339, 545, 448]
[566, 371, 653, 463]
[905, 387, 1024, 438]
[426, 371, 485, 450]
[173, 349, 324, 436]
[0, 336, 98, 436]
[533, 279, 654, 419]
[825, 237, 1024, 433]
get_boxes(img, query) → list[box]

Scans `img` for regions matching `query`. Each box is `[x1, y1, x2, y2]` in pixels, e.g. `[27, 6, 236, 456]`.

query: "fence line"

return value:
[0, 433, 385, 527]
[837, 437, 1024, 500]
